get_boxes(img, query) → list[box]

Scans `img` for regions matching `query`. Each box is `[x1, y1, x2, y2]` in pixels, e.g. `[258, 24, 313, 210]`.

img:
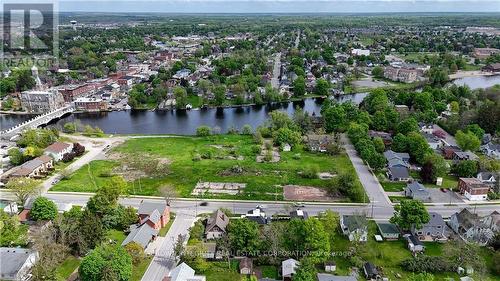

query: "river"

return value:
[1, 94, 367, 135]
[452, 74, 500, 90]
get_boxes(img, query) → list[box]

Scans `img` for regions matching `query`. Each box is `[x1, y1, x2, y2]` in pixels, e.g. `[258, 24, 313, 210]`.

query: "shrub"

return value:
[292, 153, 301, 160]
[72, 142, 85, 156]
[196, 126, 211, 137]
[63, 122, 76, 134]
[401, 255, 453, 273]
[251, 145, 261, 154]
[30, 197, 58, 221]
[192, 153, 202, 161]
[253, 131, 264, 145]
[124, 242, 145, 265]
[62, 152, 76, 163]
[200, 150, 213, 159]
[227, 126, 239, 134]
[301, 166, 319, 179]
[265, 142, 273, 150]
[241, 124, 253, 135]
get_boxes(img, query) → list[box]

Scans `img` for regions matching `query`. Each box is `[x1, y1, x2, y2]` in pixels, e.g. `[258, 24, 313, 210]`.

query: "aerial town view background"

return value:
[0, 2, 500, 281]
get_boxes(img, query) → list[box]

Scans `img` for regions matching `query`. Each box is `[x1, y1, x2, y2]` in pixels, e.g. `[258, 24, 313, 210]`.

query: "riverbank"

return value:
[449, 70, 497, 80]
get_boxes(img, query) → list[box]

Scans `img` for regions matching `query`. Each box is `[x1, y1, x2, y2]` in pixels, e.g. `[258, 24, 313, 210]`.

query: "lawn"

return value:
[56, 255, 80, 281]
[51, 135, 364, 201]
[131, 256, 153, 281]
[106, 229, 127, 245]
[159, 213, 176, 236]
[257, 265, 279, 279]
[205, 261, 242, 281]
[381, 182, 405, 192]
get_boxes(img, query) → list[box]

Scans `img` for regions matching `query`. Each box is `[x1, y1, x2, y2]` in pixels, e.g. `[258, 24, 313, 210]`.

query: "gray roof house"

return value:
[387, 166, 410, 182]
[205, 210, 229, 239]
[363, 262, 380, 280]
[0, 248, 38, 281]
[282, 258, 299, 280]
[340, 215, 368, 242]
[481, 142, 500, 160]
[377, 222, 400, 240]
[477, 172, 497, 186]
[166, 262, 205, 281]
[449, 209, 500, 245]
[122, 222, 159, 249]
[384, 150, 410, 165]
[412, 212, 447, 241]
[317, 273, 357, 281]
[404, 182, 431, 202]
[404, 234, 425, 253]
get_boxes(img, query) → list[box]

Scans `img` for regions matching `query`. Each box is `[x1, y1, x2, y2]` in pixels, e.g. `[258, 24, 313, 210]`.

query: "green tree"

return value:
[30, 197, 58, 221]
[272, 127, 302, 147]
[428, 67, 448, 87]
[373, 137, 385, 153]
[453, 160, 478, 177]
[0, 209, 28, 247]
[372, 111, 387, 131]
[267, 111, 296, 131]
[124, 242, 145, 265]
[228, 218, 260, 255]
[292, 258, 317, 281]
[391, 133, 408, 152]
[174, 86, 188, 109]
[6, 178, 42, 206]
[465, 124, 485, 140]
[365, 89, 389, 114]
[241, 124, 253, 135]
[8, 148, 25, 165]
[397, 118, 419, 135]
[420, 154, 448, 183]
[407, 132, 432, 164]
[314, 78, 330, 96]
[347, 123, 369, 145]
[323, 105, 347, 133]
[79, 244, 132, 281]
[371, 66, 384, 78]
[63, 122, 77, 134]
[455, 130, 481, 152]
[293, 76, 306, 97]
[196, 126, 211, 137]
[390, 200, 430, 230]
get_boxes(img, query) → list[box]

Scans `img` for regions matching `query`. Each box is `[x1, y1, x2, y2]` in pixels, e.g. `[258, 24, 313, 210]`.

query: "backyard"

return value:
[51, 135, 363, 201]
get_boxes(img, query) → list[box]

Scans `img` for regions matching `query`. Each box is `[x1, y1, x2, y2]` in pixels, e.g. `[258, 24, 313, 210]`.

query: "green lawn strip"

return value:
[257, 265, 279, 279]
[187, 95, 203, 108]
[159, 213, 176, 236]
[52, 135, 363, 202]
[381, 182, 405, 192]
[56, 255, 80, 281]
[131, 256, 153, 281]
[389, 196, 407, 203]
[204, 261, 243, 281]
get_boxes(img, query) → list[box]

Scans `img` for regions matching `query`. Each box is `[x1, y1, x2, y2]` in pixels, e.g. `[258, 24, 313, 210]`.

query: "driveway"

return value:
[141, 211, 196, 281]
[342, 135, 393, 213]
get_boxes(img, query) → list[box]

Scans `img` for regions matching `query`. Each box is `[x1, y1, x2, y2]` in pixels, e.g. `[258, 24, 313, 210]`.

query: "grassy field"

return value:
[56, 256, 80, 281]
[131, 256, 153, 281]
[106, 229, 127, 245]
[52, 135, 363, 201]
[205, 261, 243, 281]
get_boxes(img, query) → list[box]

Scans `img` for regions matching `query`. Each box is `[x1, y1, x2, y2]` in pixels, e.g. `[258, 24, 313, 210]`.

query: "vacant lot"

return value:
[52, 135, 363, 201]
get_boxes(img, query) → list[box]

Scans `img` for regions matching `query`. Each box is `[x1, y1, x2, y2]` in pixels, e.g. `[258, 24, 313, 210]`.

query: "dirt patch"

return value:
[192, 182, 246, 195]
[283, 185, 334, 201]
[256, 139, 280, 163]
[107, 151, 171, 181]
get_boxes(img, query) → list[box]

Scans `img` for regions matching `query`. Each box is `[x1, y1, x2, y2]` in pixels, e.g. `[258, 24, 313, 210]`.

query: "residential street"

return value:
[141, 212, 196, 281]
[271, 52, 281, 89]
[342, 135, 393, 212]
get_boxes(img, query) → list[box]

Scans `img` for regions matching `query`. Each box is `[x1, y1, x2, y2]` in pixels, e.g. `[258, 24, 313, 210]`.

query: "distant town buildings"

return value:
[384, 66, 418, 83]
[20, 90, 65, 114]
[473, 48, 500, 59]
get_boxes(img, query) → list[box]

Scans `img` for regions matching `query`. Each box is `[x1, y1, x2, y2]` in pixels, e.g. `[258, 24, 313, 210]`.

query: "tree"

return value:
[31, 224, 70, 281]
[267, 110, 296, 131]
[8, 148, 25, 165]
[365, 89, 389, 114]
[63, 122, 77, 133]
[124, 242, 145, 265]
[372, 111, 387, 131]
[241, 124, 253, 135]
[428, 67, 448, 87]
[79, 244, 132, 281]
[317, 210, 340, 245]
[455, 130, 481, 152]
[174, 86, 188, 109]
[390, 200, 430, 230]
[228, 218, 260, 255]
[371, 66, 384, 78]
[30, 197, 58, 221]
[6, 178, 42, 206]
[407, 132, 432, 165]
[292, 108, 312, 135]
[196, 126, 211, 136]
[391, 133, 408, 152]
[272, 127, 302, 147]
[453, 160, 478, 177]
[443, 240, 486, 277]
[292, 258, 317, 281]
[314, 78, 330, 96]
[397, 118, 419, 135]
[72, 142, 86, 156]
[465, 124, 485, 140]
[420, 154, 448, 183]
[323, 105, 347, 133]
[160, 185, 178, 206]
[373, 137, 385, 153]
[0, 209, 28, 247]
[293, 76, 306, 97]
[285, 218, 330, 257]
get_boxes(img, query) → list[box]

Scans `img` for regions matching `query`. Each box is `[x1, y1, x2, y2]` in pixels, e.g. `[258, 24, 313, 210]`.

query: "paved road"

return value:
[271, 52, 281, 89]
[141, 212, 195, 281]
[342, 135, 393, 212]
[294, 30, 300, 48]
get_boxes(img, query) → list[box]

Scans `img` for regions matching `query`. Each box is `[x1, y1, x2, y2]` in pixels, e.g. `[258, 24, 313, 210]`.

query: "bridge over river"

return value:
[1, 105, 74, 140]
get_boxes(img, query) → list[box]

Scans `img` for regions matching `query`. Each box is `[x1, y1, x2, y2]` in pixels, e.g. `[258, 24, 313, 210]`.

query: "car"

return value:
[200, 201, 208, 206]
[293, 202, 305, 207]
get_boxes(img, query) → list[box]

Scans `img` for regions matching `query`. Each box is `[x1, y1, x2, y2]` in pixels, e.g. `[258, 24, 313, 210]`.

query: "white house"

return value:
[448, 209, 499, 245]
[0, 248, 38, 281]
[44, 142, 73, 162]
[282, 259, 299, 280]
[167, 262, 205, 281]
[481, 143, 500, 160]
[340, 215, 368, 242]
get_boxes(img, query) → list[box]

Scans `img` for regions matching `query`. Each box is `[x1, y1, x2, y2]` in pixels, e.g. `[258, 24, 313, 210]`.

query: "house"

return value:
[477, 172, 497, 186]
[351, 49, 370, 56]
[368, 130, 392, 145]
[0, 247, 38, 281]
[404, 182, 431, 202]
[483, 63, 500, 73]
[137, 200, 170, 229]
[384, 66, 418, 83]
[481, 143, 500, 159]
[423, 133, 443, 150]
[317, 273, 356, 281]
[282, 259, 299, 281]
[121, 223, 159, 249]
[419, 123, 434, 134]
[340, 215, 368, 242]
[384, 150, 410, 168]
[304, 134, 335, 152]
[448, 209, 499, 245]
[205, 210, 229, 239]
[376, 222, 400, 240]
[404, 234, 425, 253]
[324, 261, 336, 272]
[44, 142, 73, 162]
[244, 206, 270, 225]
[453, 151, 479, 162]
[164, 262, 205, 281]
[10, 155, 54, 179]
[387, 166, 410, 182]
[74, 97, 108, 112]
[412, 212, 446, 241]
[239, 257, 253, 275]
[473, 48, 500, 59]
[442, 145, 462, 159]
[362, 262, 380, 280]
[458, 178, 490, 201]
[290, 209, 308, 220]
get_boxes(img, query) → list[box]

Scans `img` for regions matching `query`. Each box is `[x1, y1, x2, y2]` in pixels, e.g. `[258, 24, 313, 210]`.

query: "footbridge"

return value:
[1, 105, 75, 140]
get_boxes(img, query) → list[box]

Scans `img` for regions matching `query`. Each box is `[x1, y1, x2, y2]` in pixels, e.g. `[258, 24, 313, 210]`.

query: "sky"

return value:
[22, 0, 500, 13]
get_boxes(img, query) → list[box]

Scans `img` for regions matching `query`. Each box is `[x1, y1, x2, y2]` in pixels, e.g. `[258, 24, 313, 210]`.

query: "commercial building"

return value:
[20, 90, 65, 114]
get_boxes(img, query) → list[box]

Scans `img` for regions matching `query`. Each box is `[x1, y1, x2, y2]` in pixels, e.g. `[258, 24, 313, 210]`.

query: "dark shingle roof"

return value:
[121, 223, 158, 248]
